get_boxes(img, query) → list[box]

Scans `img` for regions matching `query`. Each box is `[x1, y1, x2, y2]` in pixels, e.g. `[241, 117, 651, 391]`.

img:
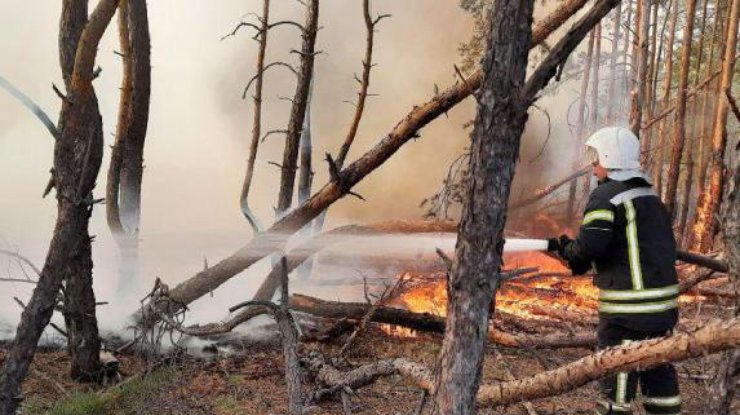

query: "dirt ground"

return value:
[5, 323, 739, 415]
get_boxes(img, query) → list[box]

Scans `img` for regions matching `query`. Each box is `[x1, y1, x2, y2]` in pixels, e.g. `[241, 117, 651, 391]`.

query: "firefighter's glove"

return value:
[556, 234, 573, 258]
[546, 237, 560, 252]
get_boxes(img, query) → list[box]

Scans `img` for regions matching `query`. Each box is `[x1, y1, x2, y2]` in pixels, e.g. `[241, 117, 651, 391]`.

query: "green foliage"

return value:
[23, 368, 176, 415]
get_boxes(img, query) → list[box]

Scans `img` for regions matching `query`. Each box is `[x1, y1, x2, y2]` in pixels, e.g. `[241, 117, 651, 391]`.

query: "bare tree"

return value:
[276, 0, 320, 217]
[691, 0, 739, 252]
[238, 0, 271, 233]
[107, 0, 151, 295]
[0, 1, 120, 412]
[605, 4, 622, 124]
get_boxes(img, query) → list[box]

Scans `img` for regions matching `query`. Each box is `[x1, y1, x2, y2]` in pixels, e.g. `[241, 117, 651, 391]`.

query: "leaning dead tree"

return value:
[136, 0, 593, 327]
[0, 1, 120, 412]
[107, 0, 151, 294]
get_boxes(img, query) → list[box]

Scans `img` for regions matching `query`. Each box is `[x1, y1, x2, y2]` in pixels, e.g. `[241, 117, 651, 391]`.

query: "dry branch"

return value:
[510, 165, 589, 210]
[135, 0, 593, 326]
[301, 318, 740, 408]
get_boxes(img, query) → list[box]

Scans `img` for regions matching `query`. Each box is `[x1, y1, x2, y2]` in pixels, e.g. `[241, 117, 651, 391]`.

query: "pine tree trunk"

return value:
[629, 0, 650, 136]
[679, 0, 711, 245]
[605, 4, 622, 124]
[276, 0, 319, 217]
[0, 1, 119, 410]
[567, 30, 594, 219]
[239, 0, 270, 232]
[432, 0, 535, 411]
[653, 0, 678, 195]
[108, 0, 151, 297]
[664, 0, 698, 219]
[692, 0, 739, 252]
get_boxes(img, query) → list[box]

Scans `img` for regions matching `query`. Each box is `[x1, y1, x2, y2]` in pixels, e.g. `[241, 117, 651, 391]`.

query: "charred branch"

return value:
[0, 75, 60, 140]
[242, 62, 298, 99]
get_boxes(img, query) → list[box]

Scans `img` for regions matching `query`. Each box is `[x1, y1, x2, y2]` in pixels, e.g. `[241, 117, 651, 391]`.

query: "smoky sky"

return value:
[0, 0, 592, 329]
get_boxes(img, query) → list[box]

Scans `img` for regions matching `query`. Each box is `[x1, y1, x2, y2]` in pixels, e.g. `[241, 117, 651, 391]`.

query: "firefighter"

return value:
[547, 126, 681, 415]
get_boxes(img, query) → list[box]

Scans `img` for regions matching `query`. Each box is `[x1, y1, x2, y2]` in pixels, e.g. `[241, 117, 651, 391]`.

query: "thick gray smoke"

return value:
[0, 0, 593, 337]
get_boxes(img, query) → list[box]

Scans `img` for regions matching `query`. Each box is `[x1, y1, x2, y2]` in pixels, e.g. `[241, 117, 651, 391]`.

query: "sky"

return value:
[0, 0, 585, 332]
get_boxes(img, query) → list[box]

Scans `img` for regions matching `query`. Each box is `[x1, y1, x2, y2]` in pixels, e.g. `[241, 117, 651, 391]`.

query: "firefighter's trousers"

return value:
[596, 319, 681, 415]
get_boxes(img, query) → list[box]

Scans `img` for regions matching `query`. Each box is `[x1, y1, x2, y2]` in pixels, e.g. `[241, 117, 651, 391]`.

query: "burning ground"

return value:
[7, 219, 739, 414]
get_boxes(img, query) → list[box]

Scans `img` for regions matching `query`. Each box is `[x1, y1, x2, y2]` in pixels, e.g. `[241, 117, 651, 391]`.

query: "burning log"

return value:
[290, 294, 596, 349]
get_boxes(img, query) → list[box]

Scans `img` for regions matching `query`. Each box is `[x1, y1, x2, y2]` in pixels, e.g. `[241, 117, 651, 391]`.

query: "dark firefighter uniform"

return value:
[556, 177, 681, 415]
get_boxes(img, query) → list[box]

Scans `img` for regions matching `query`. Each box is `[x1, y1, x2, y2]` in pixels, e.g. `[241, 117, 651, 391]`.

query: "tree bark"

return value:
[679, 0, 711, 245]
[432, 0, 534, 410]
[629, 0, 650, 137]
[691, 0, 739, 252]
[605, 4, 622, 124]
[652, 0, 678, 192]
[239, 0, 270, 232]
[567, 30, 594, 219]
[312, 0, 386, 234]
[664, 0, 698, 218]
[707, 75, 740, 412]
[135, 0, 594, 326]
[0, 1, 119, 411]
[276, 0, 320, 217]
[108, 0, 151, 297]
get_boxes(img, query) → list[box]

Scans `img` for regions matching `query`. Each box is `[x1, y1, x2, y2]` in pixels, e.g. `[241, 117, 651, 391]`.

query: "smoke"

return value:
[0, 0, 599, 338]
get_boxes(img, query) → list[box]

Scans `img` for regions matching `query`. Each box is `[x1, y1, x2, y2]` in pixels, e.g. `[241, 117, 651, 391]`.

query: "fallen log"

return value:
[289, 294, 596, 349]
[301, 318, 740, 408]
[135, 0, 593, 325]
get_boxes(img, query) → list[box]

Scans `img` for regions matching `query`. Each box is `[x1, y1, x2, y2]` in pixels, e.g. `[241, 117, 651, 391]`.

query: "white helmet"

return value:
[584, 126, 650, 182]
[584, 126, 641, 170]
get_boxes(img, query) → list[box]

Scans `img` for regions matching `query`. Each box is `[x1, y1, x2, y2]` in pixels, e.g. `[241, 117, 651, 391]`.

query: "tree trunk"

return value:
[276, 0, 319, 217]
[691, 0, 739, 252]
[653, 0, 678, 193]
[0, 1, 119, 411]
[642, 0, 659, 168]
[696, 3, 724, 210]
[629, 0, 649, 137]
[432, 0, 534, 410]
[664, 0, 698, 218]
[605, 4, 622, 124]
[567, 30, 594, 219]
[239, 0, 270, 232]
[679, 0, 711, 245]
[108, 0, 151, 297]
[707, 72, 740, 411]
[313, 0, 383, 234]
[135, 0, 595, 326]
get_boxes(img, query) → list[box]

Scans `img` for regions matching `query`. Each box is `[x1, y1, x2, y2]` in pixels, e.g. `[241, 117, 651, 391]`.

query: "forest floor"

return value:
[5, 318, 740, 415]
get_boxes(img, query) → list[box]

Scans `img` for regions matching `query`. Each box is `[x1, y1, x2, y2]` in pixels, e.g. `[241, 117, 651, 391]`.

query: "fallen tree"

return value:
[301, 318, 740, 408]
[136, 0, 593, 326]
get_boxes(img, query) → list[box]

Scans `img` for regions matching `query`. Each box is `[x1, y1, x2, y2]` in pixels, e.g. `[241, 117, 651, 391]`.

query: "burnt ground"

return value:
[5, 323, 739, 415]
